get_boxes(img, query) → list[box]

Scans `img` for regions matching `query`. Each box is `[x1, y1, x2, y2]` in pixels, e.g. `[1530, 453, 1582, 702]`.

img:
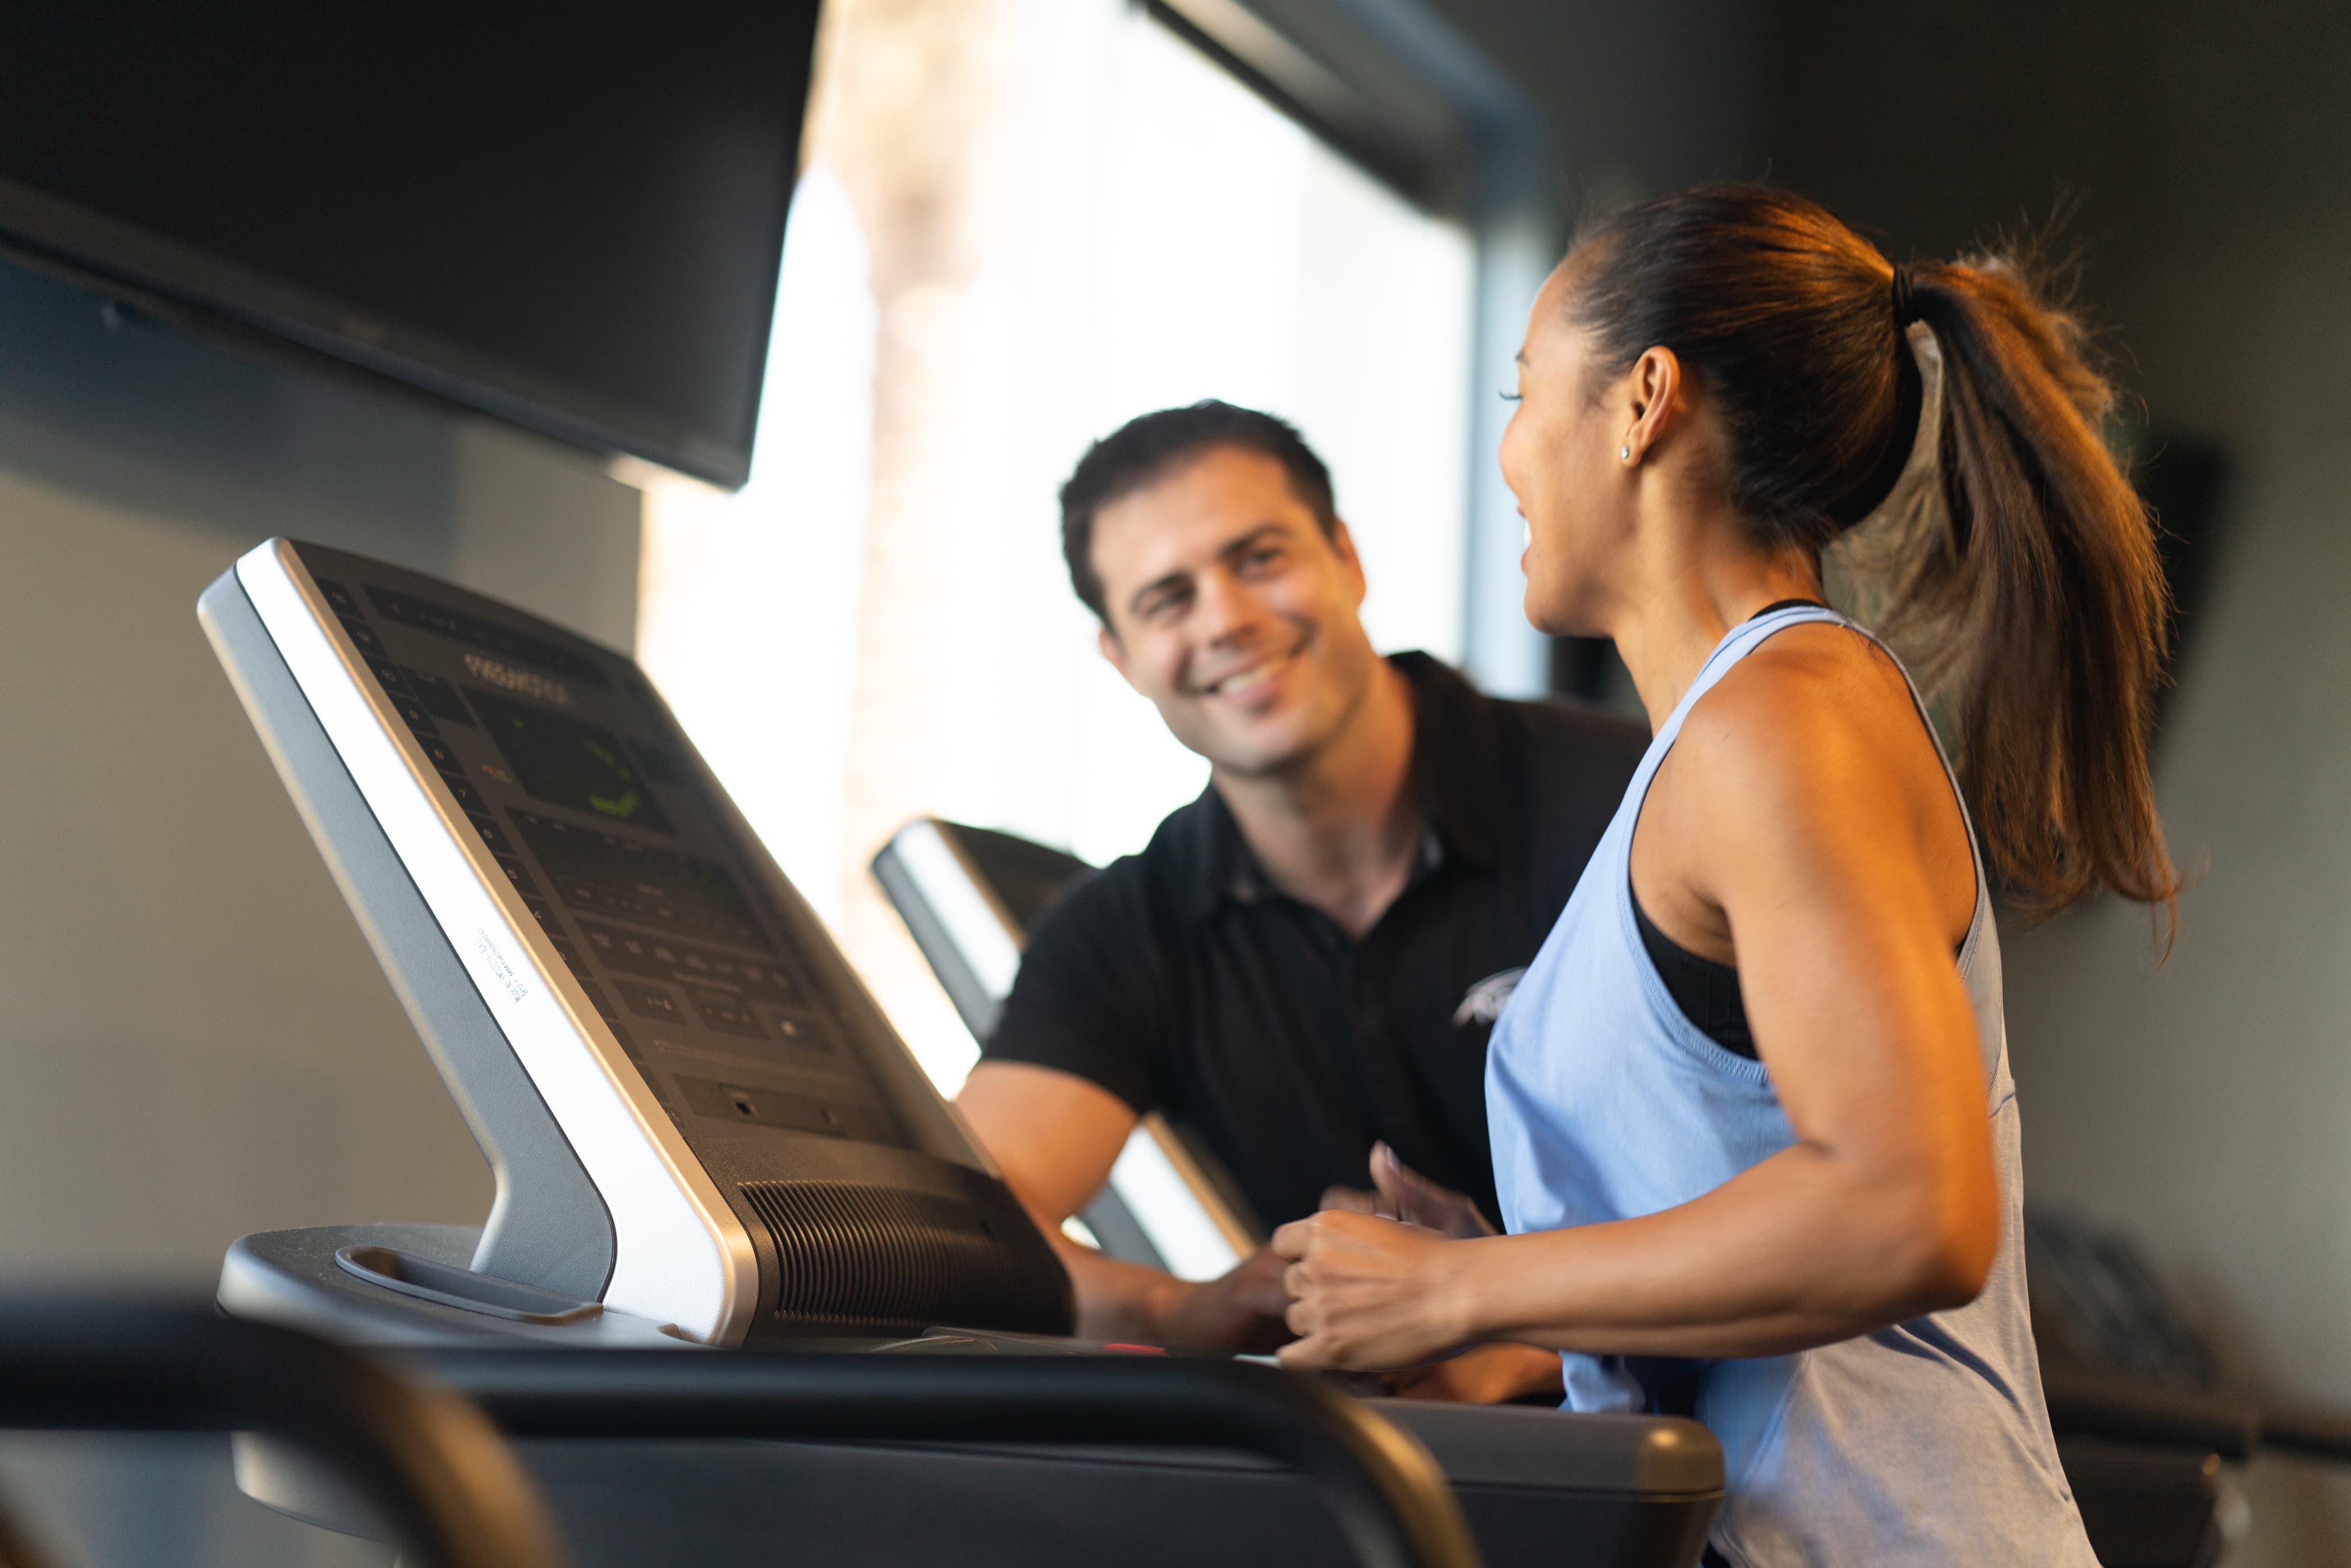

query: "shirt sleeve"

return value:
[979, 864, 1165, 1115]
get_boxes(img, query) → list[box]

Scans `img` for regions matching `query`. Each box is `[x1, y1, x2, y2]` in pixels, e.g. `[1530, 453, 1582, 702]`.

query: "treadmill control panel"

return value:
[218, 538, 1072, 1342]
[311, 564, 909, 1156]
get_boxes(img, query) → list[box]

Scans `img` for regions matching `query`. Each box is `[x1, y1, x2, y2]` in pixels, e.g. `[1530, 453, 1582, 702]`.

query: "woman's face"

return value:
[1497, 261, 1631, 638]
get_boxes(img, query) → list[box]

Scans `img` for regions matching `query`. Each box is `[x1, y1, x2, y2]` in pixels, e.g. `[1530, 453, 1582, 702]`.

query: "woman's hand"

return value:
[1271, 1208, 1473, 1372]
[1319, 1142, 1497, 1241]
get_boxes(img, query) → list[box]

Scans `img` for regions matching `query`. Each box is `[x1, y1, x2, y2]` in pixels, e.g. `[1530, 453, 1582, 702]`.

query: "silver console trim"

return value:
[237, 538, 758, 1344]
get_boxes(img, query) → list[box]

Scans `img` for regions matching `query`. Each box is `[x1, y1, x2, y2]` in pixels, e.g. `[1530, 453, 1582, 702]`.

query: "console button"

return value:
[548, 936, 593, 983]
[734, 960, 792, 998]
[416, 734, 463, 776]
[444, 776, 486, 813]
[401, 667, 474, 726]
[677, 1076, 868, 1140]
[494, 855, 537, 895]
[688, 990, 769, 1040]
[573, 919, 797, 1006]
[467, 813, 513, 854]
[394, 697, 439, 736]
[767, 1008, 833, 1053]
[315, 578, 361, 617]
[522, 894, 560, 934]
[364, 656, 409, 695]
[340, 618, 386, 657]
[615, 979, 686, 1024]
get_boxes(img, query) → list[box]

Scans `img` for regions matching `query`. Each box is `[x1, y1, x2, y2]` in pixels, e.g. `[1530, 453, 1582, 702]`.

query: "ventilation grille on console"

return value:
[740, 1180, 1073, 1336]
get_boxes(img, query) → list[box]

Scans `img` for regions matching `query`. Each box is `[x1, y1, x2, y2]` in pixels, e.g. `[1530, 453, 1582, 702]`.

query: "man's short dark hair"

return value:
[1059, 401, 1338, 623]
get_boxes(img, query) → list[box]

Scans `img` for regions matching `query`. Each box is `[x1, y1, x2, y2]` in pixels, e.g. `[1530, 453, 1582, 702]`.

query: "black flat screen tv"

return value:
[0, 1, 823, 487]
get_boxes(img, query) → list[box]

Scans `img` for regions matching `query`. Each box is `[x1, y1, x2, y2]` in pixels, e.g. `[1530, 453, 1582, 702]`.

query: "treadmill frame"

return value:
[214, 539, 754, 1342]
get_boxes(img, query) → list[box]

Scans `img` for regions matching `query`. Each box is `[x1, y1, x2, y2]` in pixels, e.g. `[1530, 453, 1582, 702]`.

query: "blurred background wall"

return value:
[0, 262, 637, 1282]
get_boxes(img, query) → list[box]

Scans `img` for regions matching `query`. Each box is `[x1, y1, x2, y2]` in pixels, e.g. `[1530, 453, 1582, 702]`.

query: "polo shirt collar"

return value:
[1182, 651, 1504, 923]
[1395, 651, 1504, 873]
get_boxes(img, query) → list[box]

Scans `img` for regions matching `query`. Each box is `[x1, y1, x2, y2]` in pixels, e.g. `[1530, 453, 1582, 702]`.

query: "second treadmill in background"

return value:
[875, 819, 1260, 1279]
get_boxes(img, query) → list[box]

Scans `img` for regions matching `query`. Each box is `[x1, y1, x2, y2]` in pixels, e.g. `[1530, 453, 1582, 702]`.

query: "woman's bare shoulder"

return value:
[1670, 623, 1938, 840]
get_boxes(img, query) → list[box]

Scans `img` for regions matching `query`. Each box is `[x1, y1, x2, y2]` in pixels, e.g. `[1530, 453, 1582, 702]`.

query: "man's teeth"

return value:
[1209, 652, 1291, 694]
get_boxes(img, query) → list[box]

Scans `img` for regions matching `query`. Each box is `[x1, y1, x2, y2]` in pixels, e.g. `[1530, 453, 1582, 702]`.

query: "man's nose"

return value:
[1192, 568, 1262, 645]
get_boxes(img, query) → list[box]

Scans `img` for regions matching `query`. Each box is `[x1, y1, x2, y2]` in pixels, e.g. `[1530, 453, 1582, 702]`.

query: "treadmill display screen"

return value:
[470, 689, 674, 833]
[307, 550, 918, 1164]
[512, 812, 770, 953]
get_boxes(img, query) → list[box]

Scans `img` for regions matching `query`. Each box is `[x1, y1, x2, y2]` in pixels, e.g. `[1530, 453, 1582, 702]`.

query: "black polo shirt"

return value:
[982, 652, 1648, 1235]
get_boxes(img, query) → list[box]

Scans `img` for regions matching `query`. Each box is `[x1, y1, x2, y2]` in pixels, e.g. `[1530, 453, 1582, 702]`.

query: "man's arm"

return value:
[956, 1061, 1291, 1350]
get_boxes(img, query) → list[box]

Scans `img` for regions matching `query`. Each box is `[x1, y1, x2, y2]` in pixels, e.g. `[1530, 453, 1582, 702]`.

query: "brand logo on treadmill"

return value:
[464, 653, 573, 708]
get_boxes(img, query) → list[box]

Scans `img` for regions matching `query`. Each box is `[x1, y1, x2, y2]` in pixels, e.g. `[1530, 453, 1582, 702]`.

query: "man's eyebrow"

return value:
[1216, 523, 1292, 565]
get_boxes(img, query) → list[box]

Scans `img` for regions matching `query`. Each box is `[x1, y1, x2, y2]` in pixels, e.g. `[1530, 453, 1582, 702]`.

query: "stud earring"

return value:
[1620, 445, 1632, 462]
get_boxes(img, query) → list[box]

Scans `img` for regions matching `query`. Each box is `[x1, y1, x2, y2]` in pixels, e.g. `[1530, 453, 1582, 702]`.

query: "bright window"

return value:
[639, 4, 1479, 1091]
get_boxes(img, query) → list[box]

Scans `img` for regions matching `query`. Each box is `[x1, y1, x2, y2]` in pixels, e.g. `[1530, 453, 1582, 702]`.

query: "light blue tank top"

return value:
[1485, 606, 2095, 1567]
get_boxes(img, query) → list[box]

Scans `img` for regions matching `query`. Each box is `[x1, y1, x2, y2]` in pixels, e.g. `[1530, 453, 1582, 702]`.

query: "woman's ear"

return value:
[1623, 346, 1687, 464]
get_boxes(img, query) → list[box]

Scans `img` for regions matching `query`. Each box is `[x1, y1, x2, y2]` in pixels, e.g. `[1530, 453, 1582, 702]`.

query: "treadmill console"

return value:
[202, 540, 1070, 1345]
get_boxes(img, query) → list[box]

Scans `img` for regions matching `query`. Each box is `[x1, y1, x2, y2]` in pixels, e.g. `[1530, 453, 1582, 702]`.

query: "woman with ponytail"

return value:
[1273, 186, 2177, 1564]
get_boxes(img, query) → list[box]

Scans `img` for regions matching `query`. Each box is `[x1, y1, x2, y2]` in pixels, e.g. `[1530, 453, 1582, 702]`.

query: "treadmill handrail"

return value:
[410, 1347, 1484, 1568]
[0, 1299, 566, 1568]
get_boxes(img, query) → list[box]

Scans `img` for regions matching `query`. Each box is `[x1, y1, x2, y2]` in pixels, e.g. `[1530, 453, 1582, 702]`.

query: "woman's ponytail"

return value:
[1570, 187, 2179, 928]
[1891, 260, 2180, 925]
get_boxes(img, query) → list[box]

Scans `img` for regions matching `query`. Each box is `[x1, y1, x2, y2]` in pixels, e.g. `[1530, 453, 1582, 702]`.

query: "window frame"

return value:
[1149, 0, 1557, 695]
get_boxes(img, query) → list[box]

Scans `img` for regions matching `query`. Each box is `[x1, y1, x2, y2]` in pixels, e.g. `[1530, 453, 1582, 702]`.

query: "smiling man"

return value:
[953, 401, 1645, 1400]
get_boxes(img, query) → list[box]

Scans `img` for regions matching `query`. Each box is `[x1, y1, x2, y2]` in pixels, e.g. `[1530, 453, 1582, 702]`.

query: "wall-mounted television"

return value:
[0, 2, 822, 488]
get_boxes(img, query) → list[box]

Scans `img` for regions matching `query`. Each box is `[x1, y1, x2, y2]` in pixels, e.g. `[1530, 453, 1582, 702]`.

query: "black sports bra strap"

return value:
[1747, 597, 1832, 622]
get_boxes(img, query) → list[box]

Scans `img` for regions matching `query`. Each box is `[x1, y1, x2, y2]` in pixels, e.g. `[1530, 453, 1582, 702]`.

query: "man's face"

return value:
[1092, 446, 1382, 779]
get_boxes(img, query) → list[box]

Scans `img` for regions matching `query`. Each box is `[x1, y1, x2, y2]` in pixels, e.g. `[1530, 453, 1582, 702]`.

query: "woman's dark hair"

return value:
[1060, 401, 1337, 623]
[1568, 184, 2177, 925]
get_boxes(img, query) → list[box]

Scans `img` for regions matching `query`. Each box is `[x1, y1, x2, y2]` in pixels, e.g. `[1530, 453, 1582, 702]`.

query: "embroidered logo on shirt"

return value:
[1453, 968, 1525, 1028]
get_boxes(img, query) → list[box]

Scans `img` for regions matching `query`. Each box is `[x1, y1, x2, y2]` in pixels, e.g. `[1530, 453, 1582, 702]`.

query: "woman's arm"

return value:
[1276, 636, 2001, 1368]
